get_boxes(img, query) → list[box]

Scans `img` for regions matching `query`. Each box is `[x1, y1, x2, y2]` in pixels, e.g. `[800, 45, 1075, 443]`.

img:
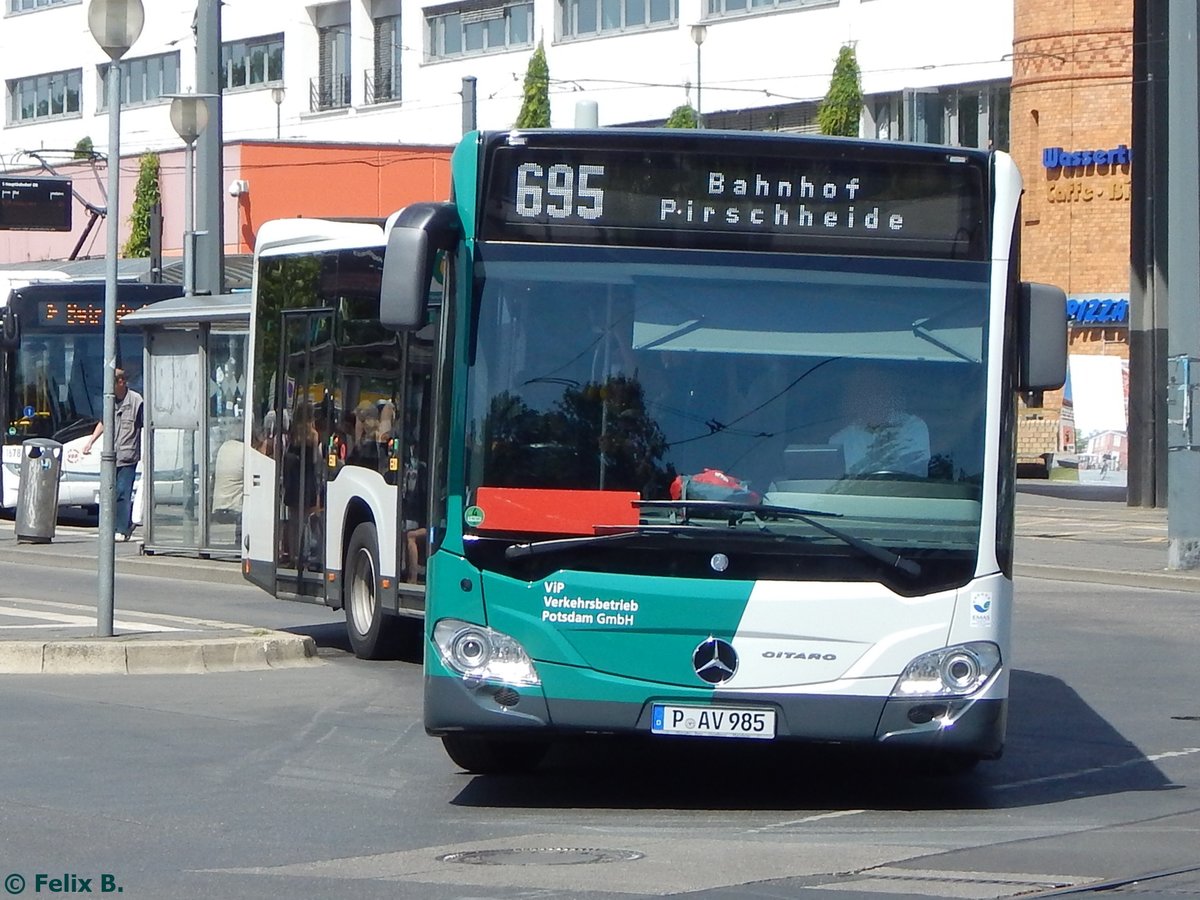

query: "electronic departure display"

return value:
[0, 176, 72, 232]
[38, 302, 140, 328]
[480, 134, 988, 259]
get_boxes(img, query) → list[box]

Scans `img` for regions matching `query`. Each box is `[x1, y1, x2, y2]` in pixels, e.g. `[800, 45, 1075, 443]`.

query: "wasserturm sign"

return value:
[1043, 145, 1132, 170]
[0, 176, 72, 231]
[1043, 144, 1132, 205]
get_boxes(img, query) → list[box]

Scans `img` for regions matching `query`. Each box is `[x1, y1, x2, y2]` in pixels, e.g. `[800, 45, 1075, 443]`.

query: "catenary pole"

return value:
[87, 0, 143, 636]
[195, 0, 224, 295]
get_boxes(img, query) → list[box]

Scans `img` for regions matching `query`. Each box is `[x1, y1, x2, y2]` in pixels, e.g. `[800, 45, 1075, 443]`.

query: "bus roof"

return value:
[0, 270, 71, 305]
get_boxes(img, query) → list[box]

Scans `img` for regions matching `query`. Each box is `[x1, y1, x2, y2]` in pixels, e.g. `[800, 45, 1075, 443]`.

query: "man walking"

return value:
[82, 368, 144, 541]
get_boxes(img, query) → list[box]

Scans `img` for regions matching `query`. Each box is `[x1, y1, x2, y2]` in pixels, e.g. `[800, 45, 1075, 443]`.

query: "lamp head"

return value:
[87, 0, 145, 60]
[168, 94, 212, 144]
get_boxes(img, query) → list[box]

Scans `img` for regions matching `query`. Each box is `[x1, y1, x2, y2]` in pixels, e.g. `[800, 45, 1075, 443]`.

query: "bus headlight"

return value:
[892, 642, 1000, 698]
[433, 619, 540, 686]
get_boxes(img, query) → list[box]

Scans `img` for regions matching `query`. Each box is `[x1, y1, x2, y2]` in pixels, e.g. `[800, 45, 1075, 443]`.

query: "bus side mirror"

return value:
[0, 307, 18, 350]
[380, 202, 460, 331]
[1017, 281, 1067, 392]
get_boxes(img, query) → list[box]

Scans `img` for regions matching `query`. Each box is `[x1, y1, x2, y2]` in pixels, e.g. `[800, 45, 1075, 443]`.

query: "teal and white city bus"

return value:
[248, 129, 1067, 775]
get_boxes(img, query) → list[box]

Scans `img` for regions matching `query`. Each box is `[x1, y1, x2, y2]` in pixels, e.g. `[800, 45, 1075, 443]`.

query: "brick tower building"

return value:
[1010, 0, 1134, 476]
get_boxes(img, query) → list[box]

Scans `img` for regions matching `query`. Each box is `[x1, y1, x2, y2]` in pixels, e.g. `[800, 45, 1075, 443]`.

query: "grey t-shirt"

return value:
[113, 389, 144, 467]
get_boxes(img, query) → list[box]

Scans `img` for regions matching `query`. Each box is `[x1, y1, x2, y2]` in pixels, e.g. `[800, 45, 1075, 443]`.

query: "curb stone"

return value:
[0, 632, 319, 675]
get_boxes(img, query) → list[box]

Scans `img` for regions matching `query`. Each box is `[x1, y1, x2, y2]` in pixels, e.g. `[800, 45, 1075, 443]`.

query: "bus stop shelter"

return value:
[122, 293, 249, 558]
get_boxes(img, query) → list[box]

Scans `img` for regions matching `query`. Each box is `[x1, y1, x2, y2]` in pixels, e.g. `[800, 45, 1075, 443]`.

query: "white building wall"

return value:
[2, 0, 1012, 161]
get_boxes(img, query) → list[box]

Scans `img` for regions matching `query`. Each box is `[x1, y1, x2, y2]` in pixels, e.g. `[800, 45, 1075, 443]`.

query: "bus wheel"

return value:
[441, 735, 549, 775]
[344, 520, 397, 659]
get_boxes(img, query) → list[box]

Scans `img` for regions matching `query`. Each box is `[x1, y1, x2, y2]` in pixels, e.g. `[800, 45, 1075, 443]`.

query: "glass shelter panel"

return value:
[144, 329, 202, 551]
[208, 330, 247, 553]
[140, 323, 248, 557]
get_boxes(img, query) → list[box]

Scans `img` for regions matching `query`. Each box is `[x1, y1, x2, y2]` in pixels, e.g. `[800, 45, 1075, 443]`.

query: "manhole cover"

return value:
[438, 848, 644, 866]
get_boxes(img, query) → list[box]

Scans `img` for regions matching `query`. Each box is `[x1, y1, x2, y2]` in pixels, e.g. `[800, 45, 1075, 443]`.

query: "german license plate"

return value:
[651, 704, 776, 740]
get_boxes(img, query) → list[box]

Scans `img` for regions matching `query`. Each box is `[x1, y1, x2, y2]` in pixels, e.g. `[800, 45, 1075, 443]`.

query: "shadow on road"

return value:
[1017, 480, 1127, 503]
[447, 668, 1174, 812]
[282, 618, 424, 665]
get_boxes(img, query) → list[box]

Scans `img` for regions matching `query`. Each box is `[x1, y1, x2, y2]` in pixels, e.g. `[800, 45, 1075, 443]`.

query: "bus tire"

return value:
[343, 520, 397, 659]
[441, 734, 549, 775]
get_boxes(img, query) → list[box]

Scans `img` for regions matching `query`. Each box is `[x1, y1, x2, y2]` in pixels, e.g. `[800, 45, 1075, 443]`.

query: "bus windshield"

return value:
[464, 244, 990, 558]
[4, 330, 143, 444]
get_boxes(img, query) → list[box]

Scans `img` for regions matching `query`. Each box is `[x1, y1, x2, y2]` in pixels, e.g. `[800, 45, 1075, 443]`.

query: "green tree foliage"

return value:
[817, 45, 863, 137]
[514, 40, 551, 128]
[664, 104, 698, 129]
[73, 137, 94, 159]
[124, 153, 161, 258]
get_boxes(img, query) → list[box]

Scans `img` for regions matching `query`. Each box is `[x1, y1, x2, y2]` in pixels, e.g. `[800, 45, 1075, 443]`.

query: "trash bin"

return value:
[15, 438, 63, 543]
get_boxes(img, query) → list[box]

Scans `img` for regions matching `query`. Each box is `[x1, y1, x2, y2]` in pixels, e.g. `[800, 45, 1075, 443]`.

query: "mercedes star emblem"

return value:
[693, 637, 738, 685]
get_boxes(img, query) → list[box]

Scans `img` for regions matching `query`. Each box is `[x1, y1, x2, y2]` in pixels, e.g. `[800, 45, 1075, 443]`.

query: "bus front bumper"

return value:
[424, 673, 1005, 758]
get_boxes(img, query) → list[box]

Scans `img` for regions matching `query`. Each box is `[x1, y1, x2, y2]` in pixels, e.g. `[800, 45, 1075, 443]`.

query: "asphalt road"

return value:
[0, 560, 1197, 899]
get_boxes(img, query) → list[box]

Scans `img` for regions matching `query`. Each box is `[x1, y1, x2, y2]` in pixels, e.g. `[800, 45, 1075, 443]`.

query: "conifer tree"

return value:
[817, 45, 863, 137]
[515, 40, 551, 128]
[124, 153, 161, 258]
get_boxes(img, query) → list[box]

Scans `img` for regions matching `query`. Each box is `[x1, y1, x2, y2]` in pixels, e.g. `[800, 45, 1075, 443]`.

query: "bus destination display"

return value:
[38, 301, 140, 328]
[481, 142, 986, 259]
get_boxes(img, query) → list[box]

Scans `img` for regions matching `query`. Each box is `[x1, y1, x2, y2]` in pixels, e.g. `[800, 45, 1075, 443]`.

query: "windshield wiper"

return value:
[504, 524, 711, 560]
[636, 500, 921, 577]
[911, 317, 980, 364]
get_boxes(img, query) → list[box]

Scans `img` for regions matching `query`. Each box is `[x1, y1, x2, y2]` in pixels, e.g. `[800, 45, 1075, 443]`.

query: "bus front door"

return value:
[274, 309, 333, 596]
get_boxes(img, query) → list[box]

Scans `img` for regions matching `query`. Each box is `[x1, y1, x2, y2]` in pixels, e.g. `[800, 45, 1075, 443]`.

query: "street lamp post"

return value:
[271, 85, 285, 140]
[88, 0, 144, 637]
[691, 23, 707, 128]
[168, 94, 213, 297]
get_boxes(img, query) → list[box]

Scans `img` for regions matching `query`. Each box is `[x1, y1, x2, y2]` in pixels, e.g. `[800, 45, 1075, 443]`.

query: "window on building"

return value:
[7, 69, 81, 124]
[372, 14, 402, 103]
[705, 0, 830, 16]
[222, 34, 284, 92]
[97, 52, 180, 111]
[988, 84, 1010, 151]
[315, 23, 351, 110]
[875, 83, 1008, 150]
[427, 2, 533, 59]
[560, 0, 673, 38]
[7, 0, 75, 12]
[902, 88, 944, 144]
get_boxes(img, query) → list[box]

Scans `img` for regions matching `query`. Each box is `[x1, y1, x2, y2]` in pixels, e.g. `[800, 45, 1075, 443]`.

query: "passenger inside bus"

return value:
[281, 401, 322, 568]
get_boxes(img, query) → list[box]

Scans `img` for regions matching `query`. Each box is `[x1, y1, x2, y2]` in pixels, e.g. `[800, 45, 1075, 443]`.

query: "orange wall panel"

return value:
[229, 142, 452, 253]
